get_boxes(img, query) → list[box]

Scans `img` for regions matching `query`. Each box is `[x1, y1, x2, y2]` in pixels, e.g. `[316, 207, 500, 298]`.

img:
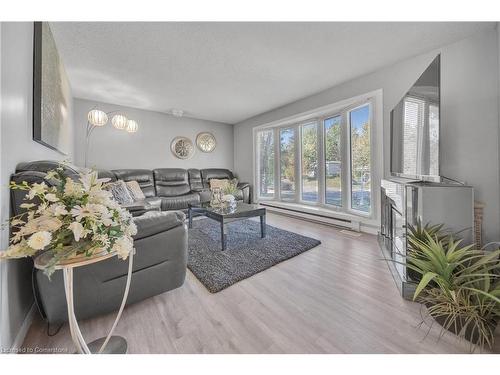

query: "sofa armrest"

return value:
[237, 182, 250, 190]
[122, 200, 151, 211]
[237, 182, 251, 203]
[191, 187, 211, 203]
[121, 200, 160, 217]
[133, 211, 186, 240]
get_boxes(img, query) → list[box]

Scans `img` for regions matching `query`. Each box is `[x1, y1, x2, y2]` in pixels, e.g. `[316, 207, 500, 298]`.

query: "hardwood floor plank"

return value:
[22, 212, 500, 353]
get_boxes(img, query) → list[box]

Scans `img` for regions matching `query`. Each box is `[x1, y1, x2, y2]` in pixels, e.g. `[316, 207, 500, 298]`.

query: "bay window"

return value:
[255, 96, 376, 218]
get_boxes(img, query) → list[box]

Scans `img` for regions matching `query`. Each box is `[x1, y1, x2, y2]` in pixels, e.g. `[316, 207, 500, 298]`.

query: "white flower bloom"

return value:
[64, 178, 83, 198]
[71, 204, 98, 222]
[10, 231, 23, 244]
[80, 171, 110, 192]
[45, 193, 59, 202]
[36, 202, 48, 214]
[118, 208, 133, 223]
[88, 186, 113, 204]
[10, 218, 25, 226]
[68, 221, 86, 242]
[101, 214, 114, 227]
[20, 203, 35, 209]
[0, 243, 36, 258]
[49, 203, 69, 217]
[112, 237, 133, 260]
[21, 216, 62, 236]
[106, 199, 121, 210]
[27, 182, 47, 200]
[44, 170, 60, 181]
[125, 221, 138, 236]
[94, 233, 111, 248]
[27, 231, 52, 250]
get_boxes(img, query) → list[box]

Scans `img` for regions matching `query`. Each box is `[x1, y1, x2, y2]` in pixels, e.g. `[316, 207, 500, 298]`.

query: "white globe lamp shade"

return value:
[126, 120, 138, 133]
[112, 114, 128, 130]
[87, 109, 108, 126]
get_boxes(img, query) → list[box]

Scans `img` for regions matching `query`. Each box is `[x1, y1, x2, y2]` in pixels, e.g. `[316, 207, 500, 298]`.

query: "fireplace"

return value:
[379, 178, 474, 300]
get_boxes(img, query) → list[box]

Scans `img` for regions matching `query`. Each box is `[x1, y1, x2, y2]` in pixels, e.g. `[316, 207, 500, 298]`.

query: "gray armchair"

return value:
[34, 211, 187, 324]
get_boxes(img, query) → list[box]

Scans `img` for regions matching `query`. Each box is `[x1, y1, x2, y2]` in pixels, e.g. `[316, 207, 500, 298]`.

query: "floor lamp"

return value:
[85, 108, 139, 167]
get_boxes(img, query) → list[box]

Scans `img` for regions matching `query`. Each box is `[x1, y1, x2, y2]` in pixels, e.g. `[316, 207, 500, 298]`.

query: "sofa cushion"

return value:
[188, 169, 204, 191]
[144, 196, 162, 210]
[112, 169, 156, 197]
[160, 193, 200, 211]
[154, 168, 191, 197]
[200, 169, 234, 188]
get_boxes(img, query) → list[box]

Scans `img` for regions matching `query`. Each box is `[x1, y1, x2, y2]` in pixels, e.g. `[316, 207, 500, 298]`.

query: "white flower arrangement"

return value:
[0, 165, 137, 276]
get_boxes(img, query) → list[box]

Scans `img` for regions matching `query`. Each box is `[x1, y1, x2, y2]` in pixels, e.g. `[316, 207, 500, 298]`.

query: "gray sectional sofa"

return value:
[100, 167, 251, 216]
[10, 161, 249, 325]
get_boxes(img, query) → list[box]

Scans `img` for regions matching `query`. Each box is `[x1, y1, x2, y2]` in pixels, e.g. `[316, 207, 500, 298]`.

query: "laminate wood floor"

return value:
[22, 213, 500, 354]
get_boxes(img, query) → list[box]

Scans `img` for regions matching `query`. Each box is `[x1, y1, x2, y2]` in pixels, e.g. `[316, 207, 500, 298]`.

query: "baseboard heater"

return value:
[259, 202, 360, 231]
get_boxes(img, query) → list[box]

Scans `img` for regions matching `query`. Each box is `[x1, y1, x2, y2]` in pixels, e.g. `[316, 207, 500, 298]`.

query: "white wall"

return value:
[440, 28, 499, 245]
[73, 98, 234, 172]
[498, 23, 500, 245]
[0, 22, 75, 350]
[234, 28, 500, 244]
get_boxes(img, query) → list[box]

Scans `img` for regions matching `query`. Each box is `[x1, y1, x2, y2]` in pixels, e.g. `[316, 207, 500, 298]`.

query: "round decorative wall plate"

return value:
[170, 136, 195, 159]
[196, 132, 217, 153]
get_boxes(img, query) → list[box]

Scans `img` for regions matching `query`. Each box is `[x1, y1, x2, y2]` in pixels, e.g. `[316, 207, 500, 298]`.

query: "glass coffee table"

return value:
[188, 202, 266, 250]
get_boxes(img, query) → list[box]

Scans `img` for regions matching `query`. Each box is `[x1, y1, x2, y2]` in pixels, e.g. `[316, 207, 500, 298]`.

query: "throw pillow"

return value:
[105, 180, 134, 205]
[125, 180, 146, 201]
[209, 178, 229, 191]
[209, 178, 240, 195]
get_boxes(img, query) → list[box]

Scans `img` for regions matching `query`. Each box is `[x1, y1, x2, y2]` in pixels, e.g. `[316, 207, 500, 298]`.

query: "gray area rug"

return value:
[188, 218, 321, 293]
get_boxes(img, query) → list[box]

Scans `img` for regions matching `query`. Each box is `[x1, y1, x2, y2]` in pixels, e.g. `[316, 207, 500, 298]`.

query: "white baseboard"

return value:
[263, 203, 379, 235]
[10, 303, 36, 353]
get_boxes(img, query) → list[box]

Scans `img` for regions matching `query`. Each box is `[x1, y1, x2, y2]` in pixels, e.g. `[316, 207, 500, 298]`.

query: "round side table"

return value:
[34, 249, 134, 354]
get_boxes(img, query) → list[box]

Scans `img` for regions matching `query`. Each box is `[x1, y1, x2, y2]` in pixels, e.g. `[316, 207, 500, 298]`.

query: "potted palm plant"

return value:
[405, 225, 500, 351]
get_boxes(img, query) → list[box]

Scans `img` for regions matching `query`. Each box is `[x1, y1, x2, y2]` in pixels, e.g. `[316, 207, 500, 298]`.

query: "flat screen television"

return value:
[390, 55, 440, 182]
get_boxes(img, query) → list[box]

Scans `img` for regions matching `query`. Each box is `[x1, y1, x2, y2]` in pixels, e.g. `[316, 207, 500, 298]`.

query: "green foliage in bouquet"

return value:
[0, 165, 137, 276]
[223, 178, 239, 196]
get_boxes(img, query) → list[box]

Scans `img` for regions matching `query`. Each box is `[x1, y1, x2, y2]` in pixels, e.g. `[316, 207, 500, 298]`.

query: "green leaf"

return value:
[462, 287, 500, 305]
[413, 272, 438, 301]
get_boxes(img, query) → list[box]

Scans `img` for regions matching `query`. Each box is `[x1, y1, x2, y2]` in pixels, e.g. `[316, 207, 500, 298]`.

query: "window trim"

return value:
[253, 89, 383, 222]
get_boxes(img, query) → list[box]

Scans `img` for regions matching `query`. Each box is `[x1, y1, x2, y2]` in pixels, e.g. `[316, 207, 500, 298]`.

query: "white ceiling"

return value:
[50, 22, 495, 124]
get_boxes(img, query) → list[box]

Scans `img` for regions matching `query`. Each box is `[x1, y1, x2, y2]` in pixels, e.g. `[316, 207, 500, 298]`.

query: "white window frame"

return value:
[253, 89, 383, 223]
